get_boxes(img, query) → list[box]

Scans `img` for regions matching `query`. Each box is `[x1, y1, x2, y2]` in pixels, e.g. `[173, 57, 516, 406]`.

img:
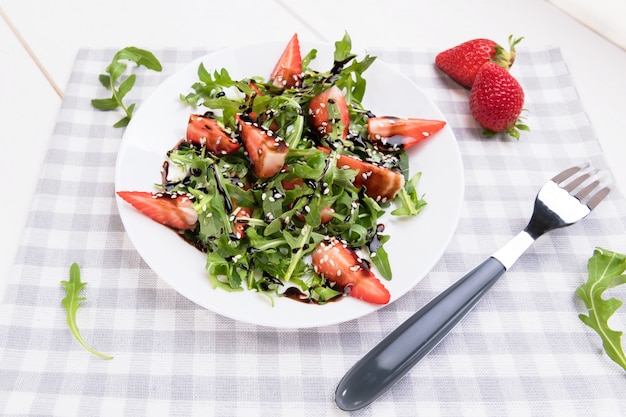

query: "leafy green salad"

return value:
[117, 33, 446, 305]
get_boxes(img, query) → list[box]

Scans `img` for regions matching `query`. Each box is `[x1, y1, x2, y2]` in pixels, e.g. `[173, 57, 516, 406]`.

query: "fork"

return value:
[335, 163, 611, 411]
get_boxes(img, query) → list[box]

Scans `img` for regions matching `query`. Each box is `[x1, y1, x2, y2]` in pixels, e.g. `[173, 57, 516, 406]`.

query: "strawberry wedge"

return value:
[308, 85, 350, 138]
[312, 237, 390, 305]
[186, 113, 240, 155]
[236, 114, 289, 179]
[319, 147, 405, 202]
[117, 191, 198, 230]
[367, 116, 446, 150]
[269, 33, 302, 89]
[232, 204, 253, 240]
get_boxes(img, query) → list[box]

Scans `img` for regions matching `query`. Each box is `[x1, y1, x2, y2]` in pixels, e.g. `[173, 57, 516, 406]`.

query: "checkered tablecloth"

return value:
[1, 47, 625, 417]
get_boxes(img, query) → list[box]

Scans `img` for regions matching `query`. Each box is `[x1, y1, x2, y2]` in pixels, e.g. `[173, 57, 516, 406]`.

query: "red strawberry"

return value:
[186, 113, 241, 155]
[318, 147, 405, 202]
[469, 62, 528, 139]
[236, 113, 289, 178]
[311, 237, 390, 305]
[232, 204, 253, 239]
[435, 36, 521, 88]
[308, 85, 351, 138]
[269, 33, 302, 89]
[367, 116, 446, 150]
[282, 177, 335, 224]
[117, 191, 198, 230]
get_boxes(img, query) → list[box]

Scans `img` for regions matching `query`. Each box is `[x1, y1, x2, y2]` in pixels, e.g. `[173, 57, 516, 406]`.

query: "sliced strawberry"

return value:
[232, 204, 253, 239]
[312, 237, 390, 304]
[296, 206, 335, 224]
[319, 147, 405, 202]
[308, 85, 350, 138]
[367, 116, 446, 150]
[248, 79, 263, 96]
[282, 177, 334, 224]
[236, 114, 289, 178]
[269, 33, 302, 89]
[117, 191, 198, 230]
[186, 113, 241, 155]
[281, 176, 304, 191]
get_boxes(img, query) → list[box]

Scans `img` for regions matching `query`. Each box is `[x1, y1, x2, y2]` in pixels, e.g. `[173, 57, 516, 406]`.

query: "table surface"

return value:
[1, 1, 625, 415]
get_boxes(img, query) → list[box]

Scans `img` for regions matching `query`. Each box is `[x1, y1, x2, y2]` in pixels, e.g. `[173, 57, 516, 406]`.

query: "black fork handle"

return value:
[335, 257, 506, 411]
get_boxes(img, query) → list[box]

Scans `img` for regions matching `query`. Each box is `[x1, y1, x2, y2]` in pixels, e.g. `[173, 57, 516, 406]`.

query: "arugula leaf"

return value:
[334, 31, 355, 63]
[92, 46, 162, 128]
[60, 263, 113, 360]
[392, 171, 428, 216]
[576, 247, 626, 371]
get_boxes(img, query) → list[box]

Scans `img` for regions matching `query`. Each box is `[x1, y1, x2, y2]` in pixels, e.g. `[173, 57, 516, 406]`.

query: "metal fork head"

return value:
[524, 163, 611, 239]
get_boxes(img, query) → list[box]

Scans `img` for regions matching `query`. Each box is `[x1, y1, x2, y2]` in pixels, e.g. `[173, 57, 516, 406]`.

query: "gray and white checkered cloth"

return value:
[1, 47, 625, 417]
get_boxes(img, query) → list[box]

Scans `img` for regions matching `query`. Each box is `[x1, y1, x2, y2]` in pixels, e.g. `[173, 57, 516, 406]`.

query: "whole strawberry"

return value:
[469, 61, 528, 139]
[436, 36, 521, 88]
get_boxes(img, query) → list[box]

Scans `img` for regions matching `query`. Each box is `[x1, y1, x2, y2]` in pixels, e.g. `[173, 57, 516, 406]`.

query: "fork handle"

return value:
[335, 256, 506, 411]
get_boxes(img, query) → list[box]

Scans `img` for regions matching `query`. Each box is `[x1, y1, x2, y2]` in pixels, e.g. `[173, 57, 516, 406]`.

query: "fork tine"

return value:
[563, 170, 599, 192]
[586, 186, 611, 210]
[574, 180, 600, 200]
[551, 165, 583, 183]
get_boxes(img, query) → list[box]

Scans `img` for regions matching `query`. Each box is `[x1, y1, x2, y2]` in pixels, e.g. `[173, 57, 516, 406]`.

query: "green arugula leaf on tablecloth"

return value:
[576, 247, 626, 371]
[61, 263, 113, 360]
[91, 46, 162, 128]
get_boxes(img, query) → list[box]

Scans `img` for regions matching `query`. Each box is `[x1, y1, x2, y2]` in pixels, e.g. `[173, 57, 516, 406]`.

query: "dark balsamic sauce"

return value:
[367, 224, 385, 254]
[380, 135, 408, 150]
[210, 164, 233, 214]
[283, 287, 344, 304]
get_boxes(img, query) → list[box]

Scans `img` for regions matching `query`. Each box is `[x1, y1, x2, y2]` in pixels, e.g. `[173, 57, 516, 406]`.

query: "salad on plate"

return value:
[116, 33, 447, 307]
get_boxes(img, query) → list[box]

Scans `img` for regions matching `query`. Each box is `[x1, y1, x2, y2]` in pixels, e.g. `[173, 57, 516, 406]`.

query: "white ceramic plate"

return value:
[115, 41, 464, 328]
